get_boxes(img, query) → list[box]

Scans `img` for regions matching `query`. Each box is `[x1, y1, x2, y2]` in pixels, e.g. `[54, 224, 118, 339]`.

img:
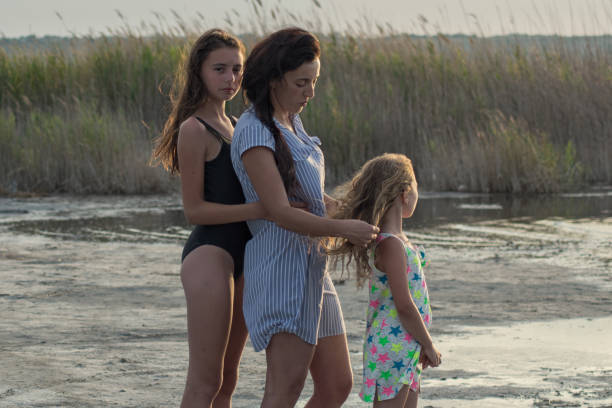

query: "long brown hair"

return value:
[328, 153, 416, 287]
[241, 28, 320, 196]
[151, 29, 245, 174]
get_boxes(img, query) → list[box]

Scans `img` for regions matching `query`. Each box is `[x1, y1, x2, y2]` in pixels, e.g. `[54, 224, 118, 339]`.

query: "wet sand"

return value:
[1, 195, 611, 407]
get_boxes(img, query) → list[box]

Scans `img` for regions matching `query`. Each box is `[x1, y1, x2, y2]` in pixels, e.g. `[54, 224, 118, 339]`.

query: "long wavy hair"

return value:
[151, 29, 245, 174]
[328, 153, 416, 287]
[241, 27, 320, 196]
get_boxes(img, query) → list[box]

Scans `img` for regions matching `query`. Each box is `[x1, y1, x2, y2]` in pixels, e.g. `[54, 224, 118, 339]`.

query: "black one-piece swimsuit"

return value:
[181, 116, 252, 279]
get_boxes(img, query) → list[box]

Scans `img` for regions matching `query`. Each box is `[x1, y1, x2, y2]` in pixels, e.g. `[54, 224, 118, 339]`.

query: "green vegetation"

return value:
[1, 15, 610, 194]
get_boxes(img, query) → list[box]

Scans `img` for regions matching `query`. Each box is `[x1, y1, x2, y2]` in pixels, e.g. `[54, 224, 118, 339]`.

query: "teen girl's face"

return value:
[201, 47, 244, 102]
[271, 58, 320, 116]
[402, 179, 419, 218]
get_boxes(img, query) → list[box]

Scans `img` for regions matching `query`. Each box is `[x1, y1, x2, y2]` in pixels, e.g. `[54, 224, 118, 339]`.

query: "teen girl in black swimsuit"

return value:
[151, 29, 262, 408]
[181, 115, 252, 279]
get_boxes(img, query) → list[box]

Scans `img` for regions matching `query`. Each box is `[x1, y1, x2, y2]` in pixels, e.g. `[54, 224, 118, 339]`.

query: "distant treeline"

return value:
[1, 31, 610, 194]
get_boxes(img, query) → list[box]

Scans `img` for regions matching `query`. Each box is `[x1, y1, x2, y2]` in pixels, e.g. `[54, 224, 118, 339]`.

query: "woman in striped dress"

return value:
[230, 28, 379, 407]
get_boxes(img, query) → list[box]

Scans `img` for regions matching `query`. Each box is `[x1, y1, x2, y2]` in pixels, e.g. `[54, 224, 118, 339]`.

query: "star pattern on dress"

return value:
[391, 343, 403, 353]
[392, 359, 405, 370]
[389, 325, 402, 336]
[377, 353, 390, 363]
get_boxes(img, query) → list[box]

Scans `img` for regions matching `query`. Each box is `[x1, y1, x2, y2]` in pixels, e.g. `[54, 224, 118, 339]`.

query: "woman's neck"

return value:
[272, 110, 294, 132]
[270, 93, 294, 131]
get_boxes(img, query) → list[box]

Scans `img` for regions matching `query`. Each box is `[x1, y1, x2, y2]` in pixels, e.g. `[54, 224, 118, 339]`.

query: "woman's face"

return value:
[201, 46, 244, 102]
[271, 58, 320, 116]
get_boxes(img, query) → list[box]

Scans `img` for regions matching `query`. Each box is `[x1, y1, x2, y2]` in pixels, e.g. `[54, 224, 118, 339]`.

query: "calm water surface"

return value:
[0, 189, 610, 243]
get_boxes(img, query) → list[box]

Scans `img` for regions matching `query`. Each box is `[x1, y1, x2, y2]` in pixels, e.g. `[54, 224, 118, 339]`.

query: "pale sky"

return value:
[1, 0, 611, 38]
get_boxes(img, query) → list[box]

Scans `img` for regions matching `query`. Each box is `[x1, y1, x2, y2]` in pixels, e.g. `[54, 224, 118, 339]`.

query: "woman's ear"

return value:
[270, 78, 280, 91]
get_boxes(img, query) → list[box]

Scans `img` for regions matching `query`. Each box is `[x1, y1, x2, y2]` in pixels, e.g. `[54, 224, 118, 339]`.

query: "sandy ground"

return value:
[1, 196, 611, 407]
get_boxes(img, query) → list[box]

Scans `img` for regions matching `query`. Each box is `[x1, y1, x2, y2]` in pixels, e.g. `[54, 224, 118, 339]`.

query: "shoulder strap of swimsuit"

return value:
[195, 116, 228, 143]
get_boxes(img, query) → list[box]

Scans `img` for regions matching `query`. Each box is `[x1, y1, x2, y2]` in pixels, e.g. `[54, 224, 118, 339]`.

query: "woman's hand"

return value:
[339, 220, 379, 247]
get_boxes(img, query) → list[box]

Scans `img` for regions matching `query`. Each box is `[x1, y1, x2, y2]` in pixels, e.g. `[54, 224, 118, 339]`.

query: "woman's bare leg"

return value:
[305, 333, 353, 408]
[180, 245, 234, 408]
[262, 333, 316, 408]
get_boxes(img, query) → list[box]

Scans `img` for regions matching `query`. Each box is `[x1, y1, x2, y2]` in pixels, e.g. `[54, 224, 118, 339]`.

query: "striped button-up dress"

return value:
[231, 108, 345, 352]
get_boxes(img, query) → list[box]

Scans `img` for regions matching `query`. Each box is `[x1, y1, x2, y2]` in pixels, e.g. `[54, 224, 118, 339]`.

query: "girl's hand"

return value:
[340, 220, 379, 247]
[422, 344, 442, 368]
[419, 352, 431, 369]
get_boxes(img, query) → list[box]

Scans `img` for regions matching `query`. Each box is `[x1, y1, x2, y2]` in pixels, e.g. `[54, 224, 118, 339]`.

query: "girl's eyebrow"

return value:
[212, 62, 243, 67]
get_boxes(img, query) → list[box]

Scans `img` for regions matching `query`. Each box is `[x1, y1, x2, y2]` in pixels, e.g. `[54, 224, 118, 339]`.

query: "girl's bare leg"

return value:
[373, 385, 410, 408]
[213, 276, 248, 408]
[404, 388, 418, 408]
[180, 246, 234, 408]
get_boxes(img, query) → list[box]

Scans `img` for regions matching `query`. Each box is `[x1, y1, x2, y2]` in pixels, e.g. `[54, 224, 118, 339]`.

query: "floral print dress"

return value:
[359, 233, 432, 402]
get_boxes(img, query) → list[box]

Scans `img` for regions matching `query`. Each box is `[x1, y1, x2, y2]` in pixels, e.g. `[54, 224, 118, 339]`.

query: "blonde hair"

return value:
[328, 153, 416, 287]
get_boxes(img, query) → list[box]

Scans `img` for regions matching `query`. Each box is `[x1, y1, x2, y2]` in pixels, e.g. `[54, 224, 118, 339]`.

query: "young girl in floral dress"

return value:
[329, 153, 442, 407]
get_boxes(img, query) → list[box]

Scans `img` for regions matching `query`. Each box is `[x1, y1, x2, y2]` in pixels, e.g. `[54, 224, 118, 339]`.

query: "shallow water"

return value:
[1, 188, 611, 243]
[1, 190, 610, 290]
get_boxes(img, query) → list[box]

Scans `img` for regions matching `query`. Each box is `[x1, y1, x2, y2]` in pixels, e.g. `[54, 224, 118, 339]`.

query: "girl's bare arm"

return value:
[376, 238, 441, 366]
[178, 119, 265, 225]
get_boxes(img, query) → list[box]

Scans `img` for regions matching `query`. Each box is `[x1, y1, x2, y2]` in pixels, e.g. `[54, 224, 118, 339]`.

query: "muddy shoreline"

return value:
[1, 194, 611, 407]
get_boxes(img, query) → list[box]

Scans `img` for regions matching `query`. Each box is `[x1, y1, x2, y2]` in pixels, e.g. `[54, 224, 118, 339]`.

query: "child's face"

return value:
[200, 47, 244, 102]
[402, 179, 418, 218]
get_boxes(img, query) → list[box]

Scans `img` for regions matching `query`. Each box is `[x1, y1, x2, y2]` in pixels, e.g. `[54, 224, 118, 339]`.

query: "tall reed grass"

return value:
[0, 3, 610, 194]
